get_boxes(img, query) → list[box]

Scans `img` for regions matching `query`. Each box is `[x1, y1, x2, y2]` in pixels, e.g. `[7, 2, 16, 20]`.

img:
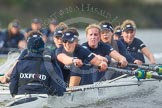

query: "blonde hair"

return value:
[121, 19, 136, 30]
[55, 22, 68, 31]
[26, 30, 43, 39]
[68, 27, 79, 36]
[85, 24, 101, 34]
[114, 25, 121, 33]
[7, 19, 20, 38]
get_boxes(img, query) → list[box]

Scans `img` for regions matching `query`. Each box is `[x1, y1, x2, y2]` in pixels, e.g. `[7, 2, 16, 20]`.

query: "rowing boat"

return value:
[1, 72, 162, 108]
[1, 61, 162, 107]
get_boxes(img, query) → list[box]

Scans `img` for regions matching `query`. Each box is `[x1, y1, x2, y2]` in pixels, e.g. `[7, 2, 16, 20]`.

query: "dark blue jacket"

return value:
[43, 28, 53, 38]
[0, 30, 24, 54]
[56, 45, 95, 84]
[42, 28, 55, 48]
[3, 30, 24, 48]
[117, 40, 135, 63]
[10, 52, 65, 96]
[76, 42, 114, 85]
[120, 38, 146, 63]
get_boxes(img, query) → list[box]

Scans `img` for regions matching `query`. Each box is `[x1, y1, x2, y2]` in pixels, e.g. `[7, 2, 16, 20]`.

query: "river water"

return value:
[0, 29, 162, 108]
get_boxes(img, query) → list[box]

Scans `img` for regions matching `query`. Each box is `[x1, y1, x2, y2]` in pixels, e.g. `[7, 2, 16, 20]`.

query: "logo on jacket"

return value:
[20, 73, 46, 80]
[132, 47, 136, 51]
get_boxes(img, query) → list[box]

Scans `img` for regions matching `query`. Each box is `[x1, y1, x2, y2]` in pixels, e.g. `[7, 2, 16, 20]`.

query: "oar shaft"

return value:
[108, 67, 134, 75]
[151, 75, 162, 80]
[73, 63, 162, 80]
[108, 67, 162, 81]
[142, 64, 162, 67]
[127, 63, 158, 71]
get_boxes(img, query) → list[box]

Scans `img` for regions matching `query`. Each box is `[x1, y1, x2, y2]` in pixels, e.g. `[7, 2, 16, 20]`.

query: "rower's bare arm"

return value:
[57, 53, 83, 67]
[133, 59, 143, 65]
[42, 35, 47, 43]
[94, 54, 108, 63]
[90, 56, 108, 71]
[6, 60, 19, 77]
[109, 50, 128, 67]
[141, 47, 156, 64]
[24, 32, 28, 39]
[57, 53, 74, 65]
[69, 76, 81, 87]
[0, 60, 19, 84]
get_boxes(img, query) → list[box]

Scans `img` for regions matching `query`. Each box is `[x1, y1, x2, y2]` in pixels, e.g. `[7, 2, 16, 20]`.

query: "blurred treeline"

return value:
[0, 0, 162, 28]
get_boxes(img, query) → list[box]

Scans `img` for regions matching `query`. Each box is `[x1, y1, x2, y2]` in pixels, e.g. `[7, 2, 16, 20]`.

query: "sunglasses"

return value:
[63, 39, 74, 43]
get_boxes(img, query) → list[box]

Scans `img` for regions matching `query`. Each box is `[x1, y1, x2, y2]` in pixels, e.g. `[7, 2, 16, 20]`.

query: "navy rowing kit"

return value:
[9, 52, 65, 96]
[18, 48, 57, 60]
[0, 30, 24, 54]
[43, 28, 54, 44]
[78, 42, 114, 85]
[116, 40, 135, 63]
[120, 38, 146, 63]
[55, 45, 96, 84]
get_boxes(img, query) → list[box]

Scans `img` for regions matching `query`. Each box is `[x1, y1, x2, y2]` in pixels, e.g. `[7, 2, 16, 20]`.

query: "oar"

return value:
[127, 63, 162, 75]
[127, 63, 157, 71]
[107, 67, 162, 80]
[142, 63, 162, 67]
[67, 67, 162, 92]
[75, 63, 162, 80]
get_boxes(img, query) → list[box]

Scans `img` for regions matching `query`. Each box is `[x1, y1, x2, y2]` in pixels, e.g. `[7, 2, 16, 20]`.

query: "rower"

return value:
[43, 19, 59, 47]
[46, 22, 68, 50]
[56, 29, 108, 87]
[0, 23, 68, 84]
[9, 31, 65, 97]
[24, 18, 47, 42]
[99, 21, 142, 65]
[120, 19, 156, 64]
[68, 24, 128, 86]
[1, 20, 25, 54]
[113, 25, 122, 40]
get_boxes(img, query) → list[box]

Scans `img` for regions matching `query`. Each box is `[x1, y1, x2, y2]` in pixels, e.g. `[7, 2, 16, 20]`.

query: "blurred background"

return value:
[0, 0, 162, 28]
[0, 0, 162, 63]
